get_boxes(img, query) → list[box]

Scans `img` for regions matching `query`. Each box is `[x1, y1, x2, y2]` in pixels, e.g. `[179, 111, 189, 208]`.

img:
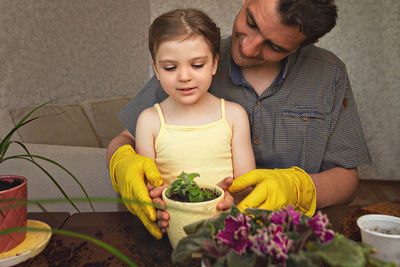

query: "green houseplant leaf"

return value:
[166, 171, 219, 203]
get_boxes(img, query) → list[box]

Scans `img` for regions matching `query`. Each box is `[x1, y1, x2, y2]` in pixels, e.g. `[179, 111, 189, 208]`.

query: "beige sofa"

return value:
[0, 96, 133, 213]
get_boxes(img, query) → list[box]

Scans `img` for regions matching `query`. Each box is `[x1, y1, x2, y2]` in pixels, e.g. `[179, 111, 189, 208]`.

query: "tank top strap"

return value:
[220, 98, 226, 120]
[154, 104, 166, 125]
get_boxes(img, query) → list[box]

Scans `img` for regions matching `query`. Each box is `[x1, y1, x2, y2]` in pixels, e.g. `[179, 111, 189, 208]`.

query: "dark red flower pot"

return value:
[0, 175, 27, 253]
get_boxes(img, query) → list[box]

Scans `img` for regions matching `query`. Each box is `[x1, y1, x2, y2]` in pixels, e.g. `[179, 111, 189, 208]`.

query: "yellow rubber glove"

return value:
[109, 145, 164, 239]
[229, 167, 316, 217]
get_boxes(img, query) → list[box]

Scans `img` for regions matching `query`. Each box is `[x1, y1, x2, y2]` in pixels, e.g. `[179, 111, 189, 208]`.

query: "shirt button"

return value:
[302, 116, 308, 121]
[256, 100, 261, 105]
[253, 138, 260, 145]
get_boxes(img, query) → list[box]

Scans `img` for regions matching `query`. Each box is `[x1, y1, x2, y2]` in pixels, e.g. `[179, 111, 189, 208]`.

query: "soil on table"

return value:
[170, 188, 220, 202]
[342, 201, 400, 241]
[0, 179, 22, 191]
[32, 223, 200, 266]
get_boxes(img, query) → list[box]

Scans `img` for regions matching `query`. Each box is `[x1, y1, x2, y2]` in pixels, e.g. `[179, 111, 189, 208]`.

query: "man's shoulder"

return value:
[220, 36, 232, 58]
[298, 44, 346, 69]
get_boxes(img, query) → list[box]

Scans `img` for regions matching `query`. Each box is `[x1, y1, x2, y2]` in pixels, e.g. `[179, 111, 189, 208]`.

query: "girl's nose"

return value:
[178, 67, 192, 82]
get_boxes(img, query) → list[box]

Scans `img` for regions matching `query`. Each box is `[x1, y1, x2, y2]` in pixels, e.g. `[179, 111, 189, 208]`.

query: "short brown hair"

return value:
[278, 0, 338, 46]
[148, 9, 220, 60]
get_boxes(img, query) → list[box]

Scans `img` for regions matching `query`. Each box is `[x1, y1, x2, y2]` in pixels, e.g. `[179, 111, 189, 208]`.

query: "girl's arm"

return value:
[226, 102, 256, 178]
[135, 107, 160, 161]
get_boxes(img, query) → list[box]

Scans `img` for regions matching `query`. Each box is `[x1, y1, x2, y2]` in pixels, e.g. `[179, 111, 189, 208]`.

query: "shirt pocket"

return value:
[274, 110, 329, 172]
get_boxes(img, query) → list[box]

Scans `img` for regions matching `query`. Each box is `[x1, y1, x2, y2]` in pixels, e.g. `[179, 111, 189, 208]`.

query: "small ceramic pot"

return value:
[0, 175, 27, 253]
[162, 184, 224, 248]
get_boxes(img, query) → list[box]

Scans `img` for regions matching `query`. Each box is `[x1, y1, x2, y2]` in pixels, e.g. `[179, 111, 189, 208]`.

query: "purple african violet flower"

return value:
[271, 211, 286, 225]
[286, 206, 300, 225]
[270, 206, 301, 226]
[217, 214, 253, 254]
[307, 211, 334, 243]
[320, 229, 335, 243]
[250, 223, 293, 263]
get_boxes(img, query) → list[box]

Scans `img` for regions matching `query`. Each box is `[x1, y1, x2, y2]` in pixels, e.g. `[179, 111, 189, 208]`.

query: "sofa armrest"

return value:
[0, 143, 126, 213]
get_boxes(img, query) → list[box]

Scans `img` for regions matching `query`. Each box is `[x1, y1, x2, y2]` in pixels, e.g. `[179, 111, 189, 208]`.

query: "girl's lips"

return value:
[177, 87, 196, 95]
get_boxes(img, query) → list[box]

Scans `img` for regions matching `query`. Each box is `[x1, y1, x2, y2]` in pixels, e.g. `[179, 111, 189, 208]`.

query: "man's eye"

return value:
[163, 66, 176, 71]
[269, 45, 281, 53]
[192, 64, 204, 69]
[264, 40, 282, 53]
[247, 16, 257, 29]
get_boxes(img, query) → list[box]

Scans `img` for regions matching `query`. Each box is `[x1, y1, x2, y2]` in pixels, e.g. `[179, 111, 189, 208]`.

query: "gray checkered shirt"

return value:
[119, 37, 371, 173]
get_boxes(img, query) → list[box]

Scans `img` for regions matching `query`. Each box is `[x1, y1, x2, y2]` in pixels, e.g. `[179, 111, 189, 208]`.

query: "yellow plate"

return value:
[0, 220, 52, 266]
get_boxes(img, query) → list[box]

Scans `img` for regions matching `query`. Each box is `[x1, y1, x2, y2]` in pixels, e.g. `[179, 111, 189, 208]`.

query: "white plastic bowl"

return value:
[357, 214, 400, 265]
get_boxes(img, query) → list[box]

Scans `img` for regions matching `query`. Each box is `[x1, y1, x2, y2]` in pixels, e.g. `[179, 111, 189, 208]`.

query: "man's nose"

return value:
[178, 67, 191, 81]
[241, 34, 263, 58]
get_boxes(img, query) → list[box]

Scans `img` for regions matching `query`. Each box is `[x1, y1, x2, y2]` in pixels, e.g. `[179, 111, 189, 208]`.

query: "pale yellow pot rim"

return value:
[162, 184, 224, 209]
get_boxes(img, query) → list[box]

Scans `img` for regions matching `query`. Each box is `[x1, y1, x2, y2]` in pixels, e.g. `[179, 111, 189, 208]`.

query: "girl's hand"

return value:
[148, 184, 170, 233]
[216, 177, 234, 210]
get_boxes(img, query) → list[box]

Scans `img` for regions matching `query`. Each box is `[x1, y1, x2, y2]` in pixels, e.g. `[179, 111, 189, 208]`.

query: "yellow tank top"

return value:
[154, 99, 233, 186]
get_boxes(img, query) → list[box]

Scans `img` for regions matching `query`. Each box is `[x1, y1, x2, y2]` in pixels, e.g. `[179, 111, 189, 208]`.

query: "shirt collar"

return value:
[229, 55, 289, 88]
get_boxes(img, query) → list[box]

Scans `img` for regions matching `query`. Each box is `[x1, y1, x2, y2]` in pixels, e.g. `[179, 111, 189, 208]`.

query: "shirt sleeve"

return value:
[321, 64, 371, 171]
[118, 75, 168, 137]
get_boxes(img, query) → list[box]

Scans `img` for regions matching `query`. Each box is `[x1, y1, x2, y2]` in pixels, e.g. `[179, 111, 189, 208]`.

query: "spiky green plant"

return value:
[0, 100, 94, 212]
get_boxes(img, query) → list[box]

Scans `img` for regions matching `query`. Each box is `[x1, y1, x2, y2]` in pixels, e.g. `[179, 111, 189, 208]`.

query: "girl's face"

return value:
[152, 35, 218, 106]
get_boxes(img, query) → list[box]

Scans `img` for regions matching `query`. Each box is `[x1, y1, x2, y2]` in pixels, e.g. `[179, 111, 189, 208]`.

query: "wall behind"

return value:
[317, 0, 400, 180]
[149, 0, 242, 38]
[0, 0, 151, 109]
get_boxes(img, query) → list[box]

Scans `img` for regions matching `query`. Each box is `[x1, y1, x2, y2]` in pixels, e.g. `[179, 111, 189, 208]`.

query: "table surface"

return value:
[16, 179, 400, 266]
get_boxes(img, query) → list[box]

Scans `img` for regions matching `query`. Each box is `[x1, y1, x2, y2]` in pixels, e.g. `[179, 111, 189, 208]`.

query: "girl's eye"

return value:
[192, 64, 204, 69]
[163, 66, 176, 71]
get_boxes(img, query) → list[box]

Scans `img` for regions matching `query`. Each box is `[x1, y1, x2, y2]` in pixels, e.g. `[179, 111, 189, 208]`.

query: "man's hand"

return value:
[109, 145, 164, 239]
[229, 167, 317, 216]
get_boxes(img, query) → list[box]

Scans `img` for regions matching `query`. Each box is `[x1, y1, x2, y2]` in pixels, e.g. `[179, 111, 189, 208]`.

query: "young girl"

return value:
[135, 8, 255, 187]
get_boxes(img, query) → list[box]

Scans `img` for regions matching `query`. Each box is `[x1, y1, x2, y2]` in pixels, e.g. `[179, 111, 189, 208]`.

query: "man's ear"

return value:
[151, 60, 160, 80]
[212, 54, 220, 75]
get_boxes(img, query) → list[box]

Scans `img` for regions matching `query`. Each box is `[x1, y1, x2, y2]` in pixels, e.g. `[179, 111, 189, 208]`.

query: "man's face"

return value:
[231, 0, 306, 68]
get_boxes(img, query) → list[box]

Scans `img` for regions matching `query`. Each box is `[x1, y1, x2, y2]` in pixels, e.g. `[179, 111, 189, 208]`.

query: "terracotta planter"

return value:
[162, 184, 224, 248]
[0, 175, 27, 253]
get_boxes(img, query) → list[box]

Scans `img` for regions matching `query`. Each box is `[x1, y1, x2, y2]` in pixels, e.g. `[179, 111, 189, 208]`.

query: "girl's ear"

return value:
[152, 60, 160, 80]
[212, 54, 219, 75]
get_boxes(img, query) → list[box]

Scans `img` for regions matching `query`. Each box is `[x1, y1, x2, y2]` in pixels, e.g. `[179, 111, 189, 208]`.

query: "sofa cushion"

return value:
[9, 104, 101, 147]
[81, 96, 131, 148]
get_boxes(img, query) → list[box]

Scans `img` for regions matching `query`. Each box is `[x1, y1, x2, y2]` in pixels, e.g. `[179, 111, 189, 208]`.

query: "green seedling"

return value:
[165, 172, 215, 202]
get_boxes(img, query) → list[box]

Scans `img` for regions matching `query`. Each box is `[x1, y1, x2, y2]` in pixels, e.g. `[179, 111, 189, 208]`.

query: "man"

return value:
[107, 0, 371, 239]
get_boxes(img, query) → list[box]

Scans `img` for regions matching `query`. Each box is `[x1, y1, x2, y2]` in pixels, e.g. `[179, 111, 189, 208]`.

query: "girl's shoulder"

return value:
[224, 100, 247, 116]
[137, 105, 161, 132]
[138, 105, 159, 121]
[223, 100, 248, 126]
[136, 106, 161, 136]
